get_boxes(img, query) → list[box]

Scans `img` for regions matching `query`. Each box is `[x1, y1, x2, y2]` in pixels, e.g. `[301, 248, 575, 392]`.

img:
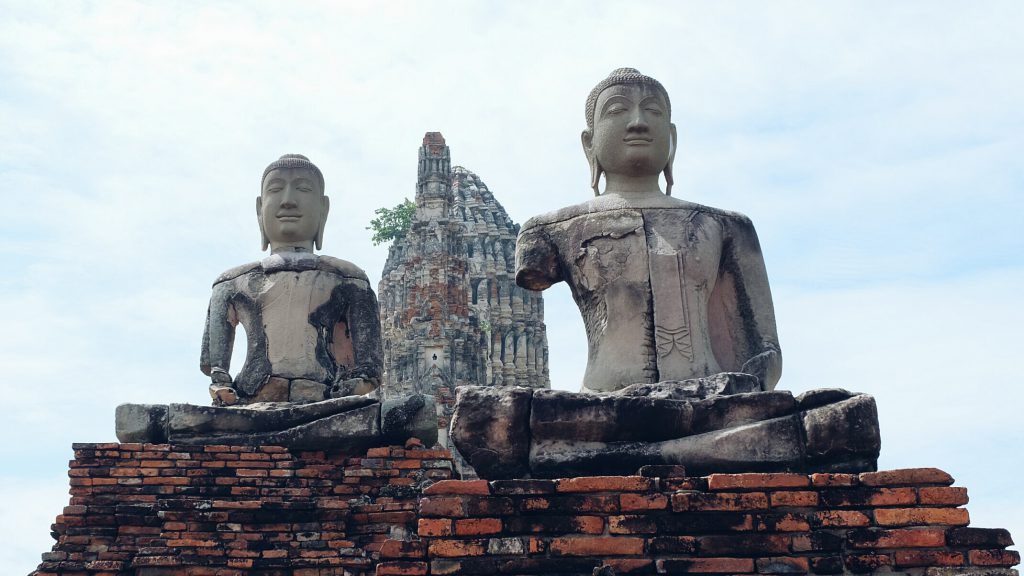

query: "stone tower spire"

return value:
[415, 132, 452, 219]
[379, 133, 550, 476]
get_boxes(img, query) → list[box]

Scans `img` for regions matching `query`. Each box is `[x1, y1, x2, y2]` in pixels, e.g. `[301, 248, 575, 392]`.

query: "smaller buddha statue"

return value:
[201, 154, 383, 405]
[117, 155, 433, 450]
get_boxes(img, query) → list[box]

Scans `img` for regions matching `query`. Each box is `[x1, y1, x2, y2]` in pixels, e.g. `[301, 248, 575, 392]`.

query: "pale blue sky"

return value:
[2, 2, 1022, 571]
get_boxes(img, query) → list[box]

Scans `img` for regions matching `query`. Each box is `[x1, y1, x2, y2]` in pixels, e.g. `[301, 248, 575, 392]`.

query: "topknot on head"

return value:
[585, 68, 671, 129]
[262, 154, 325, 191]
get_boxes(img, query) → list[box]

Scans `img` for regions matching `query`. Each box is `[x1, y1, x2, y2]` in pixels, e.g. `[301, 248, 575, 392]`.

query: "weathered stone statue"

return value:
[516, 68, 780, 393]
[202, 154, 382, 405]
[116, 155, 435, 449]
[451, 69, 879, 478]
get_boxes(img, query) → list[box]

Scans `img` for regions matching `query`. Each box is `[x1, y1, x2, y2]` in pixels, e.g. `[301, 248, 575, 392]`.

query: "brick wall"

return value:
[398, 470, 1018, 576]
[33, 442, 452, 575]
[34, 445, 1019, 576]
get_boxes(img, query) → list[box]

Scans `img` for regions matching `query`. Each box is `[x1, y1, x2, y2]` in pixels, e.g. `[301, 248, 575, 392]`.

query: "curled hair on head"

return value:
[261, 154, 325, 192]
[585, 68, 671, 129]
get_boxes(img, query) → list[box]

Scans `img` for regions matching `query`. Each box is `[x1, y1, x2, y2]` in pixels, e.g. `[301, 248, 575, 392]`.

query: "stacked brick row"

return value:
[33, 443, 452, 575]
[379, 468, 1019, 576]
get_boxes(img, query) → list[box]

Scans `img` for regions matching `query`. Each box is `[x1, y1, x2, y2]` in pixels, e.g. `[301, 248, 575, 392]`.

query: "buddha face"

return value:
[586, 82, 675, 179]
[258, 166, 329, 251]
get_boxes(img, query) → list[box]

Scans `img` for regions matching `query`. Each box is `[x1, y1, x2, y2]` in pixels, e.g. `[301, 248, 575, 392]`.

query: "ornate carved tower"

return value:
[379, 133, 550, 469]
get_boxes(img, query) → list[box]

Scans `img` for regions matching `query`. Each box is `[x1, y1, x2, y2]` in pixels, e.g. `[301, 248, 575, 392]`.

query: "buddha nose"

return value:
[281, 185, 298, 207]
[627, 108, 649, 132]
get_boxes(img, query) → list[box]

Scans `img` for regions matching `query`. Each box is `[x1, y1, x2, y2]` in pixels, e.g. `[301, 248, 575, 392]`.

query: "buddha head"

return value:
[582, 68, 677, 196]
[257, 154, 330, 253]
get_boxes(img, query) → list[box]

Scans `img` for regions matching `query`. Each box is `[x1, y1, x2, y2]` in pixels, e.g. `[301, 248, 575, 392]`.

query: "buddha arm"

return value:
[515, 222, 563, 291]
[710, 214, 782, 390]
[342, 280, 384, 385]
[200, 281, 237, 380]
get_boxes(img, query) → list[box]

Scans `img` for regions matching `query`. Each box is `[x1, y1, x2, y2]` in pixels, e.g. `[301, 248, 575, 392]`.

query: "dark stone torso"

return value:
[516, 194, 779, 392]
[202, 253, 382, 398]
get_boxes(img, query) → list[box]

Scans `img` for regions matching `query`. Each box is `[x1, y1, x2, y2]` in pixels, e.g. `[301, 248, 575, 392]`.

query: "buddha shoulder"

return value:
[212, 261, 261, 286]
[520, 196, 632, 231]
[317, 256, 371, 282]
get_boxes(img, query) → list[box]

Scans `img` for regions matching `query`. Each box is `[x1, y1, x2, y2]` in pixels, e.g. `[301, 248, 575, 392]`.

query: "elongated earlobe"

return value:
[665, 123, 678, 196]
[581, 129, 602, 196]
[257, 197, 269, 251]
[315, 196, 330, 251]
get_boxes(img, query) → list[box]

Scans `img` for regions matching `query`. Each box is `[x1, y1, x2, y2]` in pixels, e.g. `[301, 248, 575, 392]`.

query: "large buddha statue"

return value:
[202, 154, 382, 405]
[451, 70, 879, 479]
[516, 68, 780, 393]
[116, 155, 434, 450]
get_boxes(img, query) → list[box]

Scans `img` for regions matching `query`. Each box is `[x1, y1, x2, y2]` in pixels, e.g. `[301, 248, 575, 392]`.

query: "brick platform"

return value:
[34, 445, 1019, 575]
[33, 443, 452, 575]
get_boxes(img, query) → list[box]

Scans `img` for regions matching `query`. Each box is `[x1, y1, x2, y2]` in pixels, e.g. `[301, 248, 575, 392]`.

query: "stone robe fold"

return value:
[515, 195, 781, 393]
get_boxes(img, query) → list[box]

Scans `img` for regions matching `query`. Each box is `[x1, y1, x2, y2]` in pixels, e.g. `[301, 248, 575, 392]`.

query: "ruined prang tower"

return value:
[378, 132, 549, 452]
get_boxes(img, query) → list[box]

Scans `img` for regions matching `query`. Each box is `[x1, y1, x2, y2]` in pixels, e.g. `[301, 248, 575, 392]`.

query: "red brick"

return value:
[860, 468, 953, 486]
[608, 515, 657, 535]
[848, 527, 946, 549]
[167, 538, 218, 547]
[366, 447, 391, 457]
[261, 549, 288, 559]
[417, 518, 452, 537]
[212, 500, 261, 509]
[969, 549, 1021, 567]
[602, 558, 654, 573]
[813, 510, 870, 527]
[503, 515, 604, 535]
[428, 539, 486, 557]
[522, 494, 619, 514]
[810, 473, 858, 487]
[708, 473, 809, 490]
[614, 487, 671, 510]
[376, 561, 428, 575]
[820, 487, 917, 508]
[894, 550, 963, 567]
[769, 491, 818, 507]
[756, 556, 809, 573]
[620, 492, 668, 511]
[874, 507, 969, 527]
[380, 539, 427, 559]
[419, 497, 465, 517]
[139, 459, 173, 468]
[698, 534, 790, 555]
[919, 486, 968, 506]
[756, 513, 811, 532]
[392, 459, 422, 469]
[673, 492, 769, 512]
[845, 554, 892, 572]
[649, 535, 700, 554]
[527, 537, 545, 554]
[556, 476, 654, 493]
[550, 536, 644, 556]
[454, 518, 502, 536]
[142, 477, 189, 486]
[423, 480, 490, 496]
[657, 557, 755, 573]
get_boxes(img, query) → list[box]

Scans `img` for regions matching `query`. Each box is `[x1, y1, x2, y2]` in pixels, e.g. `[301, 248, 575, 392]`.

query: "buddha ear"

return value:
[315, 195, 330, 251]
[257, 197, 269, 251]
[581, 129, 602, 197]
[664, 123, 678, 196]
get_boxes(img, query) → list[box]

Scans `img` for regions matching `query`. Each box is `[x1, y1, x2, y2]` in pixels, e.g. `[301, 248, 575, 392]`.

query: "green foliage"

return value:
[367, 198, 416, 246]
